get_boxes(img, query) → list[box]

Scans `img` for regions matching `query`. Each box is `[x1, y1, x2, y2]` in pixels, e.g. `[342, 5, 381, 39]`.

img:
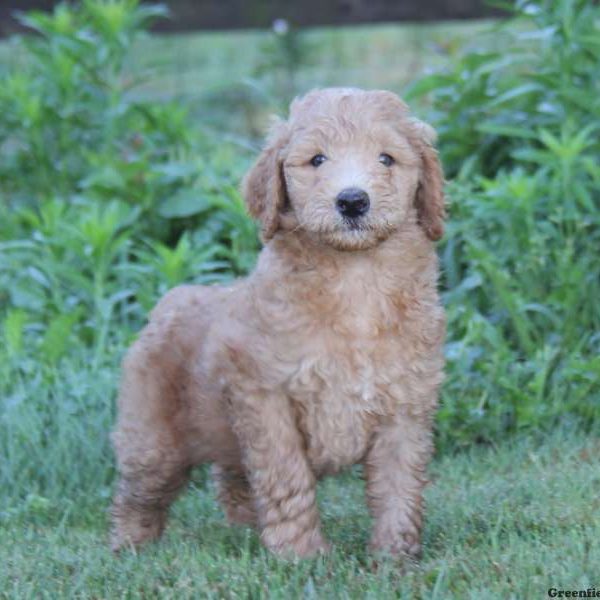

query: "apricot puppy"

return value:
[111, 87, 446, 559]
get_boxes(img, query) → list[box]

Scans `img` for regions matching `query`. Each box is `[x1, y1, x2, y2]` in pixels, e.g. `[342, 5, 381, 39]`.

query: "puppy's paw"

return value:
[110, 508, 166, 553]
[263, 526, 331, 559]
[369, 530, 422, 561]
[224, 502, 257, 526]
[294, 530, 332, 558]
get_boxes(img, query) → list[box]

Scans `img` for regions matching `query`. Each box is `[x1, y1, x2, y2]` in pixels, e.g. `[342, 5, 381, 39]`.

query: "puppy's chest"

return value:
[286, 337, 403, 474]
[265, 270, 438, 473]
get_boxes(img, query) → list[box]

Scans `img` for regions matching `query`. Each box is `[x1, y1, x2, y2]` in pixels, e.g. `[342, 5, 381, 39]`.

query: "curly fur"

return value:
[111, 87, 446, 559]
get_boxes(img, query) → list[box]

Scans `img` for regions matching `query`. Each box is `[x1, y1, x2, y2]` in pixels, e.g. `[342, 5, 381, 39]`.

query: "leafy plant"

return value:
[407, 0, 600, 179]
[408, 0, 600, 445]
[0, 1, 260, 368]
[253, 18, 317, 109]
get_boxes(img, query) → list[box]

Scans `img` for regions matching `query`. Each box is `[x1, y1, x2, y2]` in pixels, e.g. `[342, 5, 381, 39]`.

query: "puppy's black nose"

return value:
[336, 188, 370, 218]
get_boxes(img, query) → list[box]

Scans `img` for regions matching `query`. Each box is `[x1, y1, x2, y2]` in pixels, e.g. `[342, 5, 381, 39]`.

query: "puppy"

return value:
[111, 87, 446, 559]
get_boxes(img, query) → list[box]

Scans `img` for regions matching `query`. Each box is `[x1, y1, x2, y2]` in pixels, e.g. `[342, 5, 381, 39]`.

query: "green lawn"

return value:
[1, 424, 598, 598]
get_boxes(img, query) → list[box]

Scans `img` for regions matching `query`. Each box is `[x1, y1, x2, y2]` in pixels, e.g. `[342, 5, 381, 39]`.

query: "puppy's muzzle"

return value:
[336, 188, 370, 219]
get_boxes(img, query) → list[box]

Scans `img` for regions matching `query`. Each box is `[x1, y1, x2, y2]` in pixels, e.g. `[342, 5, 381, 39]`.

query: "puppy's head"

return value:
[242, 88, 445, 250]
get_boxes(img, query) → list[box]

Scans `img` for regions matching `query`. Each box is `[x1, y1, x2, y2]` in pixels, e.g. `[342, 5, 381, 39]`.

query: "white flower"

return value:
[272, 18, 289, 36]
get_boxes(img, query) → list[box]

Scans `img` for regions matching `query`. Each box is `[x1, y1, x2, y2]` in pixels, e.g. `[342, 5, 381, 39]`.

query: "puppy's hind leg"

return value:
[110, 339, 191, 552]
[111, 456, 190, 552]
[212, 464, 257, 526]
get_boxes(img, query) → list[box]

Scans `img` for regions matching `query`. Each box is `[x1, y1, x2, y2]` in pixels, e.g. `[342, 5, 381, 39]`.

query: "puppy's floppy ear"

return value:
[411, 117, 446, 241]
[241, 119, 289, 242]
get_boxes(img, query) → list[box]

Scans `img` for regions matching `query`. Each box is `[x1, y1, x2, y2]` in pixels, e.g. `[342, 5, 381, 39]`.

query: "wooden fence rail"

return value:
[1, 1, 507, 37]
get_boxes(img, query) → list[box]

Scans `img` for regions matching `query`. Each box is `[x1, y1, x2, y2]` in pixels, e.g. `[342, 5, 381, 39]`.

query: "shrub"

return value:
[407, 0, 600, 179]
[0, 0, 259, 367]
[408, 0, 600, 446]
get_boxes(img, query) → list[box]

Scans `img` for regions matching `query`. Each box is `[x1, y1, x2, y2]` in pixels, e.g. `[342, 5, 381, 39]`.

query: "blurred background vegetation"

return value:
[0, 0, 598, 513]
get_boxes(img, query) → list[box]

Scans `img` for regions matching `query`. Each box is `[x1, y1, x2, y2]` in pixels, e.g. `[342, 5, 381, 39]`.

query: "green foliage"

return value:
[407, 0, 600, 179]
[408, 0, 600, 445]
[0, 0, 599, 520]
[253, 19, 317, 109]
[0, 0, 259, 368]
[1, 1, 169, 203]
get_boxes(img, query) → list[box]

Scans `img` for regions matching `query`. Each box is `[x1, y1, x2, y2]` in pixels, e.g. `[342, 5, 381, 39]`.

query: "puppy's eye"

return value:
[379, 153, 394, 167]
[310, 154, 327, 167]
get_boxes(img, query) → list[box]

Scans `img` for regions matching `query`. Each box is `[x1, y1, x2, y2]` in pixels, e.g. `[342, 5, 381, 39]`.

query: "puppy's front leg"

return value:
[230, 391, 330, 558]
[364, 414, 433, 559]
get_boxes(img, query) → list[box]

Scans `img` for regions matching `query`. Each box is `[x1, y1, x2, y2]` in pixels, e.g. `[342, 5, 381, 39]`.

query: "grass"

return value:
[1, 422, 598, 598]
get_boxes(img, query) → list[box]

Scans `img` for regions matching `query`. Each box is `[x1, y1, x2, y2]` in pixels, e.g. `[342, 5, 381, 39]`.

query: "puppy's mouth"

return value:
[315, 213, 400, 251]
[343, 217, 366, 231]
[297, 209, 398, 250]
[339, 216, 386, 235]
